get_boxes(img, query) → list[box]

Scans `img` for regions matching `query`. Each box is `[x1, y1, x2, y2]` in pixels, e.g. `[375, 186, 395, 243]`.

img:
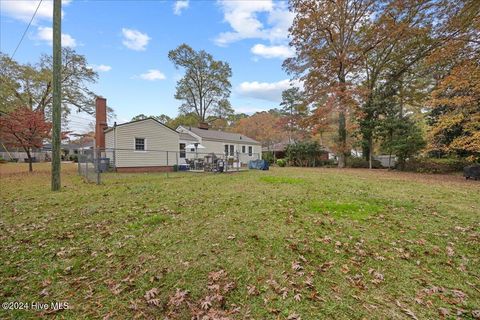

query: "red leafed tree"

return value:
[0, 107, 52, 172]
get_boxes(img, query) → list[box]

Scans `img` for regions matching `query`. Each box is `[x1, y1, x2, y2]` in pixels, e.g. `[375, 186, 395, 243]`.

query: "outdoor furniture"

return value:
[193, 159, 204, 170]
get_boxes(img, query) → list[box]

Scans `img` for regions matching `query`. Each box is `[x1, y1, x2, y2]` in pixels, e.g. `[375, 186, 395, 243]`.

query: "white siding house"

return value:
[177, 126, 262, 166]
[103, 119, 261, 172]
[105, 118, 179, 171]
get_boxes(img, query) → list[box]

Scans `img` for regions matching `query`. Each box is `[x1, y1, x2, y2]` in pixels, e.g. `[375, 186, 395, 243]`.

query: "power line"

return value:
[69, 114, 95, 121]
[11, 0, 43, 59]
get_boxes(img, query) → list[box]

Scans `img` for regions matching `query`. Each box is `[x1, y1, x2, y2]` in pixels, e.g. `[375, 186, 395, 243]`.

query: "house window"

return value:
[242, 146, 246, 153]
[229, 145, 234, 156]
[179, 143, 186, 158]
[248, 146, 252, 156]
[224, 144, 229, 155]
[135, 138, 145, 151]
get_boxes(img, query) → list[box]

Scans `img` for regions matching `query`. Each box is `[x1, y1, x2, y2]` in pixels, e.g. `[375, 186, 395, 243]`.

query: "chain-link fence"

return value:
[78, 149, 101, 184]
[77, 147, 262, 183]
[106, 148, 261, 171]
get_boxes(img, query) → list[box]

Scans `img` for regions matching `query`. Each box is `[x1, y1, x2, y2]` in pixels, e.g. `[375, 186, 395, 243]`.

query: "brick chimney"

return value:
[198, 122, 209, 130]
[95, 96, 107, 150]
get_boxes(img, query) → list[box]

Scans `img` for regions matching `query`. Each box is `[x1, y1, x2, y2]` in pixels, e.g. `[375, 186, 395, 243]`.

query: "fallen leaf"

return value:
[341, 264, 350, 274]
[446, 246, 455, 257]
[287, 313, 301, 320]
[247, 285, 259, 296]
[395, 300, 419, 320]
[292, 261, 303, 272]
[438, 307, 450, 317]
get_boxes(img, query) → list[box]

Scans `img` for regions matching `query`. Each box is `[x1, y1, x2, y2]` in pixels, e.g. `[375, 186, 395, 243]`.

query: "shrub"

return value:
[69, 154, 78, 163]
[402, 157, 473, 173]
[348, 157, 383, 169]
[285, 141, 327, 167]
[0, 156, 6, 164]
[262, 151, 275, 164]
[318, 159, 336, 167]
[276, 159, 286, 167]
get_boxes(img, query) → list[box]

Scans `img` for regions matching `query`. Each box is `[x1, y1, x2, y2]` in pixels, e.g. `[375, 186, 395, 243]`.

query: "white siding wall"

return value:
[200, 140, 261, 164]
[108, 119, 179, 167]
[105, 129, 115, 165]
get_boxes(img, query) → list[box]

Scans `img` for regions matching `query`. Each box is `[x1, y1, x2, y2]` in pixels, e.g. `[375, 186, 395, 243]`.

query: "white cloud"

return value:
[121, 28, 151, 51]
[173, 1, 189, 15]
[138, 69, 166, 81]
[251, 44, 294, 59]
[36, 26, 77, 47]
[1, 0, 71, 23]
[237, 79, 301, 102]
[234, 106, 268, 114]
[215, 0, 293, 46]
[90, 64, 112, 72]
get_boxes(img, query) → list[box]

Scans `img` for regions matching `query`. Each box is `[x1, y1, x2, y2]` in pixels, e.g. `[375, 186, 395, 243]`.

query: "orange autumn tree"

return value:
[427, 59, 480, 160]
[284, 0, 378, 167]
[426, 4, 480, 161]
[0, 107, 52, 171]
[232, 112, 286, 149]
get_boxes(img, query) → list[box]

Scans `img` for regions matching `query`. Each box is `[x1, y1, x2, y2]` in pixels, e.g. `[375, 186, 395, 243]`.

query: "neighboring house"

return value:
[104, 118, 179, 172]
[0, 142, 93, 162]
[102, 118, 261, 172]
[262, 142, 288, 160]
[373, 155, 397, 168]
[177, 124, 262, 166]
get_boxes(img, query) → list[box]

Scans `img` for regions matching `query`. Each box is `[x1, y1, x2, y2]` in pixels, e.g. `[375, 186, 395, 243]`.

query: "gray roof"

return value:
[188, 127, 260, 145]
[179, 132, 197, 141]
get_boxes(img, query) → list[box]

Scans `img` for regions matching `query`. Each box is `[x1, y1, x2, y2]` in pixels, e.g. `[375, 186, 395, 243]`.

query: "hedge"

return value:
[401, 158, 473, 174]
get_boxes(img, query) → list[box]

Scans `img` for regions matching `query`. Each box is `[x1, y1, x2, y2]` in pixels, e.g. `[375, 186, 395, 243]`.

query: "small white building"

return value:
[103, 118, 261, 172]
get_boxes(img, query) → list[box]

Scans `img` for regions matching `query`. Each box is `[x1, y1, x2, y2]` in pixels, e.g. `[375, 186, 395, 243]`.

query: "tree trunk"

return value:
[368, 137, 373, 169]
[337, 111, 347, 168]
[337, 69, 347, 168]
[25, 148, 33, 172]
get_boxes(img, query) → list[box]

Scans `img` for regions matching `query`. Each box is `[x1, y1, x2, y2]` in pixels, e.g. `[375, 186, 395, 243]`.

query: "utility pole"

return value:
[51, 0, 61, 191]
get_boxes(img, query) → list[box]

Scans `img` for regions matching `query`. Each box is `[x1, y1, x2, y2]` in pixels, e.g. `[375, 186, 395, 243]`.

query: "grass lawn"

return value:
[1, 165, 479, 319]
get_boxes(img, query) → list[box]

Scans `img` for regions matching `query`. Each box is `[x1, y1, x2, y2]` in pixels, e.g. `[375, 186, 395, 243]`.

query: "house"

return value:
[104, 118, 180, 172]
[96, 98, 261, 172]
[177, 124, 262, 166]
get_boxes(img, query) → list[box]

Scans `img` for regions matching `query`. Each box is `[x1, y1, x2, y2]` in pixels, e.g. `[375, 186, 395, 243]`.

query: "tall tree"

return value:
[426, 56, 480, 160]
[285, 0, 377, 167]
[356, 0, 433, 166]
[0, 107, 52, 172]
[424, 0, 480, 161]
[168, 44, 232, 122]
[166, 112, 200, 129]
[0, 48, 98, 116]
[131, 114, 173, 124]
[279, 87, 309, 143]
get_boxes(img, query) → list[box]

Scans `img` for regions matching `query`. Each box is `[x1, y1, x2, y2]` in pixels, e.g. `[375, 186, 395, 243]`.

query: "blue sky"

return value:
[1, 0, 297, 133]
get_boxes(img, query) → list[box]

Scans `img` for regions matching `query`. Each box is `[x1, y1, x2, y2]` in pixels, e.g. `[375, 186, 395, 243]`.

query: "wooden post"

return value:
[51, 0, 62, 191]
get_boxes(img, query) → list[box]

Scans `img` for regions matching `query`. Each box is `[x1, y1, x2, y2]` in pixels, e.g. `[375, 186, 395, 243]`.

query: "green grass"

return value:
[1, 165, 479, 319]
[309, 200, 384, 219]
[259, 175, 306, 184]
